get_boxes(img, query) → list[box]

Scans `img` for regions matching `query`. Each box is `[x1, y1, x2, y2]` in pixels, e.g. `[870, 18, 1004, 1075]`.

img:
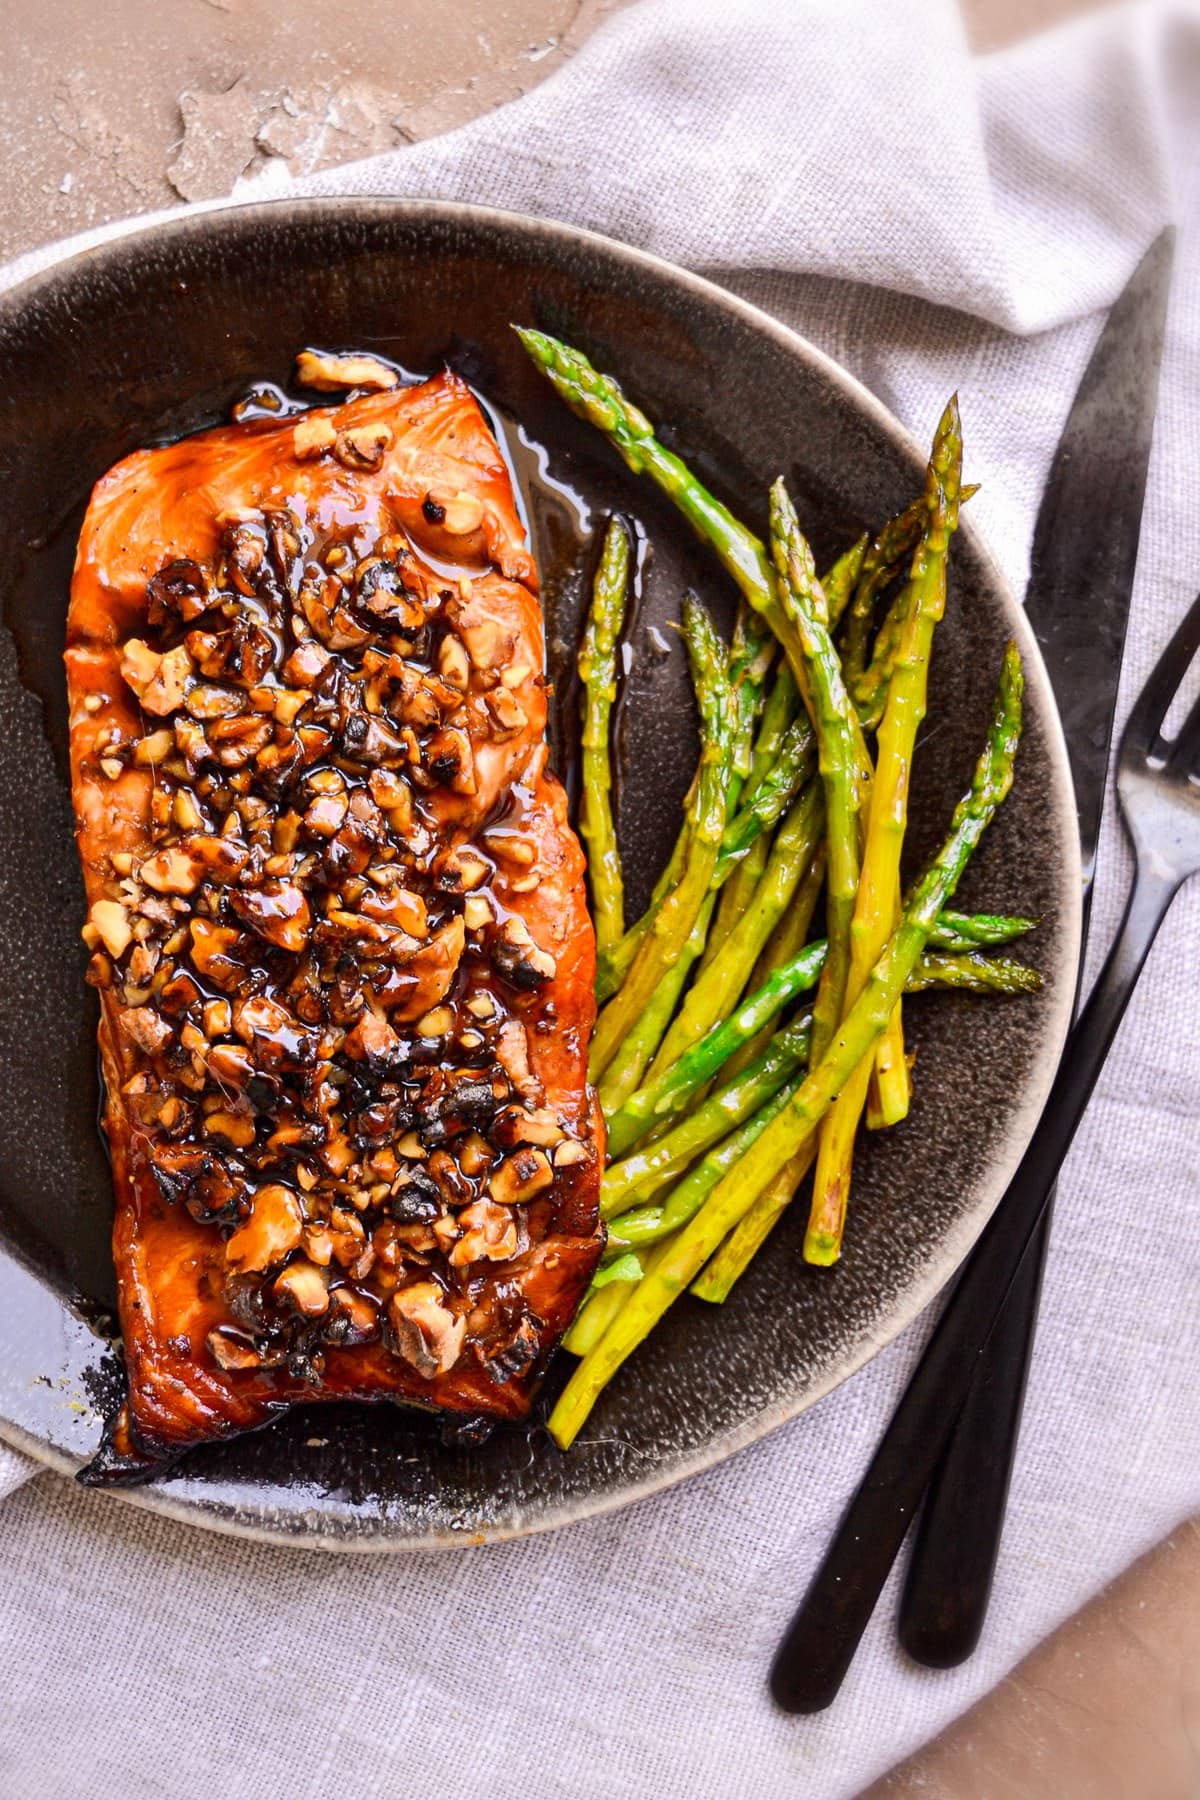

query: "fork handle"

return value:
[897, 1203, 1049, 1665]
[769, 858, 1178, 1714]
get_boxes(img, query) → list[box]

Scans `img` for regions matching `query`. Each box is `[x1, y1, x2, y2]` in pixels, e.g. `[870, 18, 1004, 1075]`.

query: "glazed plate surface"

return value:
[0, 199, 1079, 1547]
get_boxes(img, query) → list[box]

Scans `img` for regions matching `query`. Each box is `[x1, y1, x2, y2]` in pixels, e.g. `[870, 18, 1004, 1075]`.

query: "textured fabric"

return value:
[1, 2, 1198, 1794]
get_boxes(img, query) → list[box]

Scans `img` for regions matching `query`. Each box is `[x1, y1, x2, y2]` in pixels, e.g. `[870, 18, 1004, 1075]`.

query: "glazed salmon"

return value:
[65, 357, 604, 1478]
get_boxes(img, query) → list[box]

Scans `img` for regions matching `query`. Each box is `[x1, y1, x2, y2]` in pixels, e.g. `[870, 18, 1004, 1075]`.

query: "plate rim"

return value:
[0, 193, 1082, 1550]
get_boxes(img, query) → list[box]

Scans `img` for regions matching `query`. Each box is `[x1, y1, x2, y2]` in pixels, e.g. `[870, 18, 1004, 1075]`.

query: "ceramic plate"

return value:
[0, 199, 1079, 1547]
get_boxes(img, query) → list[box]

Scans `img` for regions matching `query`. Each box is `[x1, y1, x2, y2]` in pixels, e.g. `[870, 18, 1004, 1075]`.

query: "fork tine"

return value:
[1122, 588, 1200, 755]
[1167, 686, 1200, 774]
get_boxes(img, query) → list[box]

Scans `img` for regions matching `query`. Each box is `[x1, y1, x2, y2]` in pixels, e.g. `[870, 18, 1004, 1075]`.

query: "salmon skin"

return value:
[65, 360, 604, 1480]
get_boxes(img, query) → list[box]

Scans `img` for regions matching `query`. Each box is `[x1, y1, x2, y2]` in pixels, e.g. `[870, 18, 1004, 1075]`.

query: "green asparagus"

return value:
[577, 517, 631, 952]
[549, 641, 1023, 1446]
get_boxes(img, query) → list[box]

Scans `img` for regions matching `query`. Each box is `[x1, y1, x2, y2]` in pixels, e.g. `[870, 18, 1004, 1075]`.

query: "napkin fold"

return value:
[1, 2, 1198, 1794]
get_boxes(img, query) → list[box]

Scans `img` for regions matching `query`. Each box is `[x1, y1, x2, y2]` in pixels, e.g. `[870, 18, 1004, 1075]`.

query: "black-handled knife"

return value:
[769, 227, 1174, 1710]
[898, 226, 1174, 1667]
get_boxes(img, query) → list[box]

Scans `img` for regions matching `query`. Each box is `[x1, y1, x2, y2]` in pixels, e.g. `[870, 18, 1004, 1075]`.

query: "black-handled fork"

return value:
[770, 586, 1200, 1713]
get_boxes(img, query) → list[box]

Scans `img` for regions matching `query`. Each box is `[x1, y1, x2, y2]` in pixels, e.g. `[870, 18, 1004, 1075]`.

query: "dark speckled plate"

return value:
[0, 199, 1079, 1548]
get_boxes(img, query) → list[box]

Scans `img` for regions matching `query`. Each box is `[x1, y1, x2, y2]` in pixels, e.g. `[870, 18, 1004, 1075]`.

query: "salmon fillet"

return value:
[65, 362, 604, 1478]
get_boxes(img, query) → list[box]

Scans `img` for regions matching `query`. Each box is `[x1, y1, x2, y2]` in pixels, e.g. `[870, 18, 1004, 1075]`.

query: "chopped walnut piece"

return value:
[224, 1183, 303, 1273]
[294, 349, 399, 393]
[424, 725, 476, 795]
[490, 1105, 564, 1150]
[457, 1131, 494, 1178]
[463, 894, 493, 931]
[448, 1199, 520, 1267]
[426, 490, 484, 536]
[392, 916, 465, 1022]
[484, 689, 526, 740]
[343, 1010, 400, 1064]
[304, 791, 348, 837]
[188, 918, 243, 990]
[186, 683, 246, 722]
[205, 1110, 256, 1149]
[283, 641, 333, 689]
[335, 422, 392, 471]
[293, 413, 337, 460]
[389, 1281, 465, 1377]
[554, 1140, 588, 1168]
[272, 1258, 330, 1317]
[119, 1006, 173, 1057]
[326, 1285, 379, 1345]
[206, 1326, 262, 1372]
[139, 846, 202, 896]
[133, 728, 175, 766]
[494, 1018, 542, 1104]
[454, 600, 516, 674]
[488, 1146, 554, 1207]
[491, 917, 557, 991]
[229, 880, 312, 953]
[437, 633, 470, 691]
[120, 639, 193, 715]
[88, 898, 132, 958]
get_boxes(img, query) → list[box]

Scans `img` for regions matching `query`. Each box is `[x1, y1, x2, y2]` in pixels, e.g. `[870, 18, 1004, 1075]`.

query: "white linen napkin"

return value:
[1, 2, 1197, 1793]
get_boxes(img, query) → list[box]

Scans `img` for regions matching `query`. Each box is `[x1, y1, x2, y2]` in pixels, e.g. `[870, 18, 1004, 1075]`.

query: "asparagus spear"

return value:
[562, 1251, 657, 1357]
[587, 597, 733, 1081]
[606, 919, 1038, 1161]
[839, 497, 928, 687]
[643, 778, 826, 1081]
[810, 397, 963, 1256]
[592, 606, 773, 1007]
[600, 1016, 813, 1218]
[691, 1137, 819, 1303]
[905, 949, 1041, 994]
[595, 892, 716, 1117]
[577, 517, 631, 953]
[605, 1074, 805, 1254]
[605, 942, 827, 1158]
[823, 536, 869, 630]
[769, 480, 869, 1070]
[927, 909, 1039, 952]
[715, 715, 815, 878]
[548, 642, 1022, 1446]
[720, 847, 827, 1082]
[516, 327, 775, 612]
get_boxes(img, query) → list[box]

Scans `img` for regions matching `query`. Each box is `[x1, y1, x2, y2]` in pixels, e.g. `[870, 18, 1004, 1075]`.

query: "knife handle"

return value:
[897, 1202, 1050, 1665]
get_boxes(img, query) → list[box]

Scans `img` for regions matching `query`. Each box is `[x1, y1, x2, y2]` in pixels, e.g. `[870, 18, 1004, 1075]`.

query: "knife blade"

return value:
[1028, 226, 1174, 903]
[896, 225, 1175, 1668]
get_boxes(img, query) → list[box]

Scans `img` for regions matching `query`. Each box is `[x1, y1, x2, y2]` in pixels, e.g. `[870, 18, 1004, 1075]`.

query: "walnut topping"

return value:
[225, 1184, 303, 1273]
[335, 422, 392, 471]
[488, 1146, 554, 1207]
[454, 599, 516, 673]
[484, 689, 526, 740]
[96, 494, 578, 1387]
[389, 1282, 465, 1377]
[448, 1199, 520, 1266]
[119, 1006, 174, 1057]
[491, 917, 557, 990]
[294, 349, 399, 393]
[120, 640, 193, 714]
[427, 490, 484, 536]
[272, 1259, 330, 1316]
[293, 414, 338, 460]
[229, 880, 312, 952]
[87, 898, 132, 958]
[206, 1326, 262, 1372]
